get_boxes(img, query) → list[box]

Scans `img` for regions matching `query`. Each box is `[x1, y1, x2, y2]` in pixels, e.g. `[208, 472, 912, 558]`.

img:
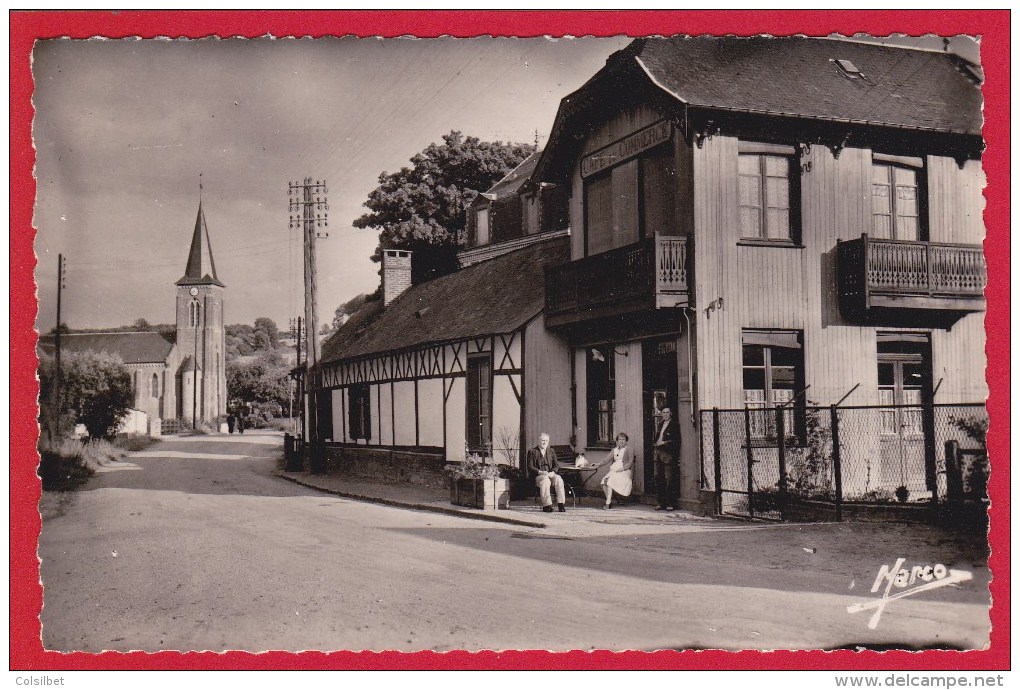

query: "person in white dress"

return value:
[593, 432, 635, 509]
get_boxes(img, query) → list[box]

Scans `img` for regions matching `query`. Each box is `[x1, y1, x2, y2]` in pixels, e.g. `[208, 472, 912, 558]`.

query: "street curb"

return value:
[274, 471, 547, 529]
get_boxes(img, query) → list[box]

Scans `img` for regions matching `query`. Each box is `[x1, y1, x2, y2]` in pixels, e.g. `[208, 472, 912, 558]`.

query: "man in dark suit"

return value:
[526, 432, 566, 513]
[653, 407, 680, 511]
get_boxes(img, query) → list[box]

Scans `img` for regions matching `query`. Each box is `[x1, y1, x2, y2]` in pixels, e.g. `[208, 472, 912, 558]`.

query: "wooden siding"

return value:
[523, 318, 572, 452]
[693, 136, 986, 409]
[927, 157, 986, 244]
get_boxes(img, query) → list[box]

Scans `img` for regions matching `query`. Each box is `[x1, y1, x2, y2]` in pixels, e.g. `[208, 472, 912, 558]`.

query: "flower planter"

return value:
[450, 477, 509, 510]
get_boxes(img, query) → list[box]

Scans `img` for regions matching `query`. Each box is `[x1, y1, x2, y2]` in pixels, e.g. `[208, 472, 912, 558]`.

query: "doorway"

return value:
[642, 337, 678, 492]
[877, 333, 932, 496]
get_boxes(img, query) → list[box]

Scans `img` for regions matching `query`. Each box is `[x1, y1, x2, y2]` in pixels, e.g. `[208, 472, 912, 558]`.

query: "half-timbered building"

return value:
[310, 157, 572, 485]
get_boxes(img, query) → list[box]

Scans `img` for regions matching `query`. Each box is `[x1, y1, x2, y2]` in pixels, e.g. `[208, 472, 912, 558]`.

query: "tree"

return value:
[132, 318, 152, 330]
[39, 350, 134, 439]
[353, 131, 535, 283]
[253, 317, 280, 349]
[226, 351, 293, 414]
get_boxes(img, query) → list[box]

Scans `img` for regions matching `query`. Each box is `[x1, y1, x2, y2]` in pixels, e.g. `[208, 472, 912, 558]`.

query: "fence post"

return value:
[776, 405, 787, 519]
[743, 405, 755, 520]
[830, 405, 843, 522]
[712, 408, 722, 515]
[922, 397, 938, 514]
[944, 440, 963, 504]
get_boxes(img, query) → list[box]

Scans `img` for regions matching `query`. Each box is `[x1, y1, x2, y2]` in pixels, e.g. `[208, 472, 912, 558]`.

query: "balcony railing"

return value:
[837, 234, 986, 320]
[545, 235, 688, 328]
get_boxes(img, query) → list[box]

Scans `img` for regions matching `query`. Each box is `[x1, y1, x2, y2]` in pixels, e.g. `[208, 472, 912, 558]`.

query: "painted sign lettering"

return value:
[581, 120, 672, 179]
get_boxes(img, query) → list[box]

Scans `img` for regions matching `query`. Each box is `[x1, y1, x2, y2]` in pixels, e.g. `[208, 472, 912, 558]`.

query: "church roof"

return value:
[321, 235, 569, 364]
[38, 331, 176, 364]
[176, 201, 224, 287]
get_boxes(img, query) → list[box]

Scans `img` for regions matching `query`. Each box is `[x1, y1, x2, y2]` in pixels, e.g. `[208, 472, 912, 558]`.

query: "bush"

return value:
[39, 350, 134, 439]
[38, 438, 95, 491]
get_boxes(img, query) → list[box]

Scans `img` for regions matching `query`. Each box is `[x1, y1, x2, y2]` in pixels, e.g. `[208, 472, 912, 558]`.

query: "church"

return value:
[41, 202, 227, 433]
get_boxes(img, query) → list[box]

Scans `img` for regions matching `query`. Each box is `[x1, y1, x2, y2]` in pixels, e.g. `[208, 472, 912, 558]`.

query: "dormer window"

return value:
[475, 207, 489, 246]
[833, 58, 864, 79]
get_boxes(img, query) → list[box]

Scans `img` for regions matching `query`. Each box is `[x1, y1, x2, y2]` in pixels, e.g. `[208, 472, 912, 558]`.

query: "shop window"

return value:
[348, 384, 371, 440]
[587, 345, 617, 445]
[466, 354, 492, 452]
[742, 330, 805, 441]
[871, 156, 926, 241]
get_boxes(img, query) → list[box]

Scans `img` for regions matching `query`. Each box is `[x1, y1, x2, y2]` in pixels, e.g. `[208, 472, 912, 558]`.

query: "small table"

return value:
[557, 465, 598, 501]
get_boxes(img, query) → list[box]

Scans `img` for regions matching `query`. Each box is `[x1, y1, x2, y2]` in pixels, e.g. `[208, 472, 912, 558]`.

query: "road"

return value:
[38, 433, 991, 652]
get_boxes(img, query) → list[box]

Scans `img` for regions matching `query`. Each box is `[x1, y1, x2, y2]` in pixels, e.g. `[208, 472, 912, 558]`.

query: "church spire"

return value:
[176, 186, 224, 287]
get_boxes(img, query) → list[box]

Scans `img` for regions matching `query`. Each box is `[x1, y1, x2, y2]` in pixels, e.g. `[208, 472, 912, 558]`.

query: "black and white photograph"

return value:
[28, 25, 995, 658]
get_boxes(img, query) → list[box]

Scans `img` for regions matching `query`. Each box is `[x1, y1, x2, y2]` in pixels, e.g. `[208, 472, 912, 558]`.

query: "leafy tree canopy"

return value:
[39, 350, 133, 439]
[353, 131, 535, 283]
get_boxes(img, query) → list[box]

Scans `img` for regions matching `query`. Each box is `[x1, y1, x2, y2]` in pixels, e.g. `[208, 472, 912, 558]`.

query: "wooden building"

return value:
[533, 37, 986, 509]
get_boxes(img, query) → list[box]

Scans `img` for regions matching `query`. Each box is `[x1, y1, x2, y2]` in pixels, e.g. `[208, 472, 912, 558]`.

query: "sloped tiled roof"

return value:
[38, 331, 175, 364]
[634, 37, 981, 135]
[321, 235, 569, 364]
[483, 151, 541, 200]
[537, 37, 982, 182]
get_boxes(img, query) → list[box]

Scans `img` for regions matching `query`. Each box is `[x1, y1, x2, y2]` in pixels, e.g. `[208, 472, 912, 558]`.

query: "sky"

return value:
[31, 33, 979, 333]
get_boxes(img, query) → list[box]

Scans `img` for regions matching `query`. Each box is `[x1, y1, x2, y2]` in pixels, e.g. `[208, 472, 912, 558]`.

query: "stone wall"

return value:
[323, 445, 448, 489]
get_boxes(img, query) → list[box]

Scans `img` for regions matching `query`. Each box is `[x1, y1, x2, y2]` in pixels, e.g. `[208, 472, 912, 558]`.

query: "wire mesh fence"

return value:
[700, 403, 987, 520]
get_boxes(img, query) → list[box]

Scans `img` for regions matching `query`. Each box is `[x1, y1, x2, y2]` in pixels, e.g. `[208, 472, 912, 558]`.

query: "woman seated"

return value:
[593, 432, 634, 509]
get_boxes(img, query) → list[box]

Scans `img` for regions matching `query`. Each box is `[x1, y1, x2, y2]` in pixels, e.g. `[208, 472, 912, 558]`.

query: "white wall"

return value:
[491, 374, 521, 465]
[378, 383, 393, 446]
[392, 381, 416, 446]
[418, 378, 445, 447]
[445, 378, 466, 461]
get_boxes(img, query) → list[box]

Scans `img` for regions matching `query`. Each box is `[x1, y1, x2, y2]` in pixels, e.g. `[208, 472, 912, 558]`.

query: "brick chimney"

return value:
[382, 249, 413, 306]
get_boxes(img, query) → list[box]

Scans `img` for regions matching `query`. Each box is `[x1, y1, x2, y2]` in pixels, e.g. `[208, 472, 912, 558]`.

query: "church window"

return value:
[189, 301, 201, 327]
[151, 373, 159, 398]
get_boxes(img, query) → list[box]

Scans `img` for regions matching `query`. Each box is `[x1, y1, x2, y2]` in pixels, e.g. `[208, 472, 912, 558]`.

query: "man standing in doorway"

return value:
[653, 407, 679, 511]
[527, 432, 566, 513]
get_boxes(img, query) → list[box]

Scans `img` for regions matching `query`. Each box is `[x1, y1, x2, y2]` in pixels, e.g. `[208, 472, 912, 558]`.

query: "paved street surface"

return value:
[38, 433, 991, 652]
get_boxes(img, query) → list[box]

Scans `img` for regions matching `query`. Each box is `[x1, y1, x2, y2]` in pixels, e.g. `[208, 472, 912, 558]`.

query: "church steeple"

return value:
[176, 199, 224, 287]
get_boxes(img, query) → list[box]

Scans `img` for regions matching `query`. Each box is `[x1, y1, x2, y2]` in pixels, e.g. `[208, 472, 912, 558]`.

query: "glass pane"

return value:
[743, 368, 766, 391]
[896, 215, 919, 241]
[764, 155, 788, 177]
[894, 166, 916, 186]
[902, 362, 925, 391]
[769, 345, 800, 366]
[739, 175, 761, 207]
[765, 176, 789, 208]
[740, 207, 762, 238]
[771, 367, 795, 389]
[742, 344, 765, 366]
[878, 362, 896, 387]
[766, 209, 790, 239]
[872, 213, 892, 239]
[873, 164, 891, 184]
[739, 154, 760, 175]
[872, 183, 891, 211]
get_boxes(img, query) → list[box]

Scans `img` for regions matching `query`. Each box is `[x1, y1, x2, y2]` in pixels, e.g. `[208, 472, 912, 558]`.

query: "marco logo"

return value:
[847, 558, 973, 629]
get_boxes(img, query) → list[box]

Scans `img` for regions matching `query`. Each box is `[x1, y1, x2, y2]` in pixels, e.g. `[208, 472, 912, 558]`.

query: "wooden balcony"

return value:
[837, 235, 986, 322]
[545, 235, 689, 329]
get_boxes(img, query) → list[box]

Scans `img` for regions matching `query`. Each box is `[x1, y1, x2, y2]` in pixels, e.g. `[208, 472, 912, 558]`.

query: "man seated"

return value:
[526, 432, 566, 513]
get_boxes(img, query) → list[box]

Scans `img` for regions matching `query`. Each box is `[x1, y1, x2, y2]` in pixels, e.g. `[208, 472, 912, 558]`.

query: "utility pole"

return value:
[53, 254, 66, 440]
[289, 180, 327, 471]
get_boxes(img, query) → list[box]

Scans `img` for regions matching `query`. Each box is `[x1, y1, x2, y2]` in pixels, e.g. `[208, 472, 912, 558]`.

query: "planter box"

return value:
[450, 477, 509, 510]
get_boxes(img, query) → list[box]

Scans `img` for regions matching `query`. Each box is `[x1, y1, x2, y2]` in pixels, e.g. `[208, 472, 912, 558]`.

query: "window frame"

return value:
[741, 330, 806, 445]
[348, 384, 372, 441]
[737, 142, 801, 245]
[465, 353, 493, 454]
[586, 344, 618, 447]
[870, 154, 928, 242]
